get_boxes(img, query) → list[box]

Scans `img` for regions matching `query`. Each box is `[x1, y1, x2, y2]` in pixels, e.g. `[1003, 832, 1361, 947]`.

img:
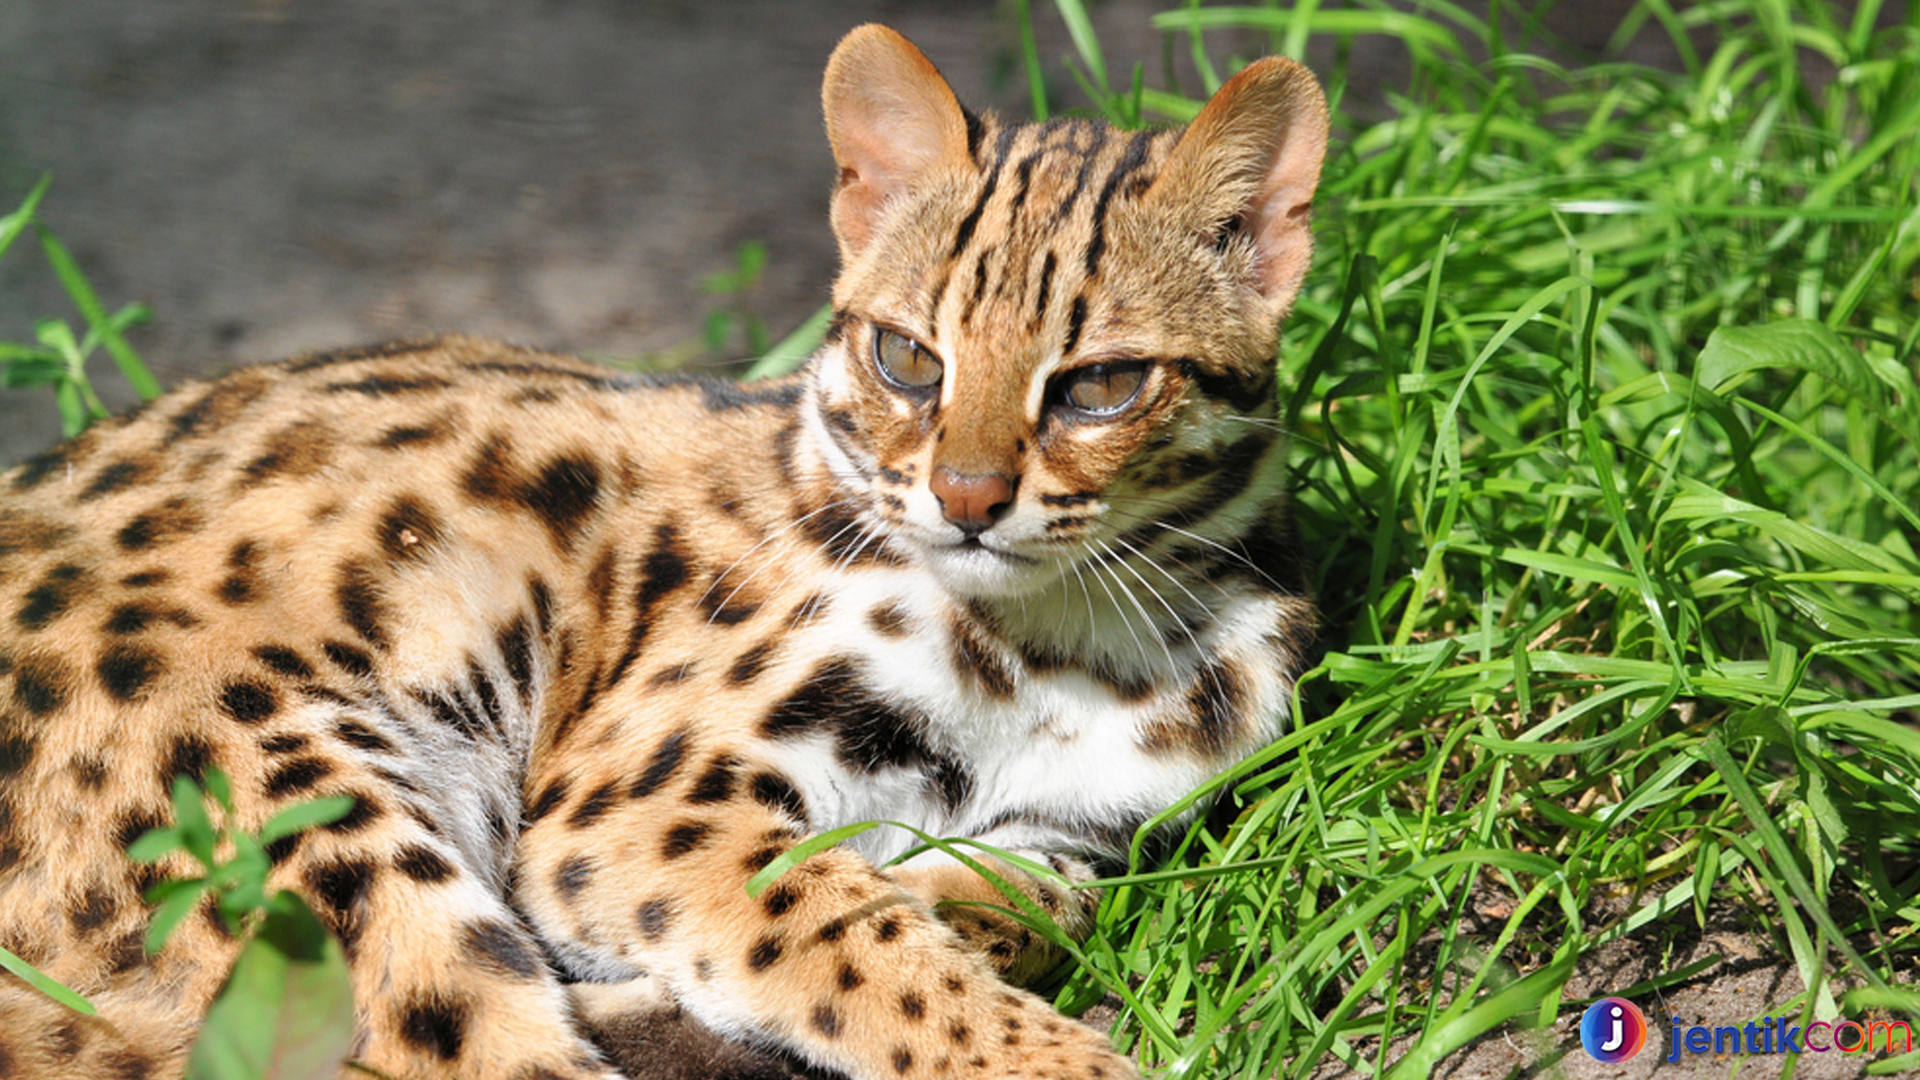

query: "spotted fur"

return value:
[0, 25, 1326, 1080]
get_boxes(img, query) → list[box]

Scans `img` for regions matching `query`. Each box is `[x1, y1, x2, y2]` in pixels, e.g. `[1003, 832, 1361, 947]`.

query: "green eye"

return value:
[873, 329, 942, 391]
[1059, 361, 1148, 416]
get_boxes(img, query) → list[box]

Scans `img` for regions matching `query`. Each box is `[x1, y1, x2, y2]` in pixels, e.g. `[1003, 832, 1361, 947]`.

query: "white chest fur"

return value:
[752, 564, 1296, 868]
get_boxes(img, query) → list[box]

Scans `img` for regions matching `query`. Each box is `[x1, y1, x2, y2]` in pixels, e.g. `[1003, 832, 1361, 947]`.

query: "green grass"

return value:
[1006, 1, 1920, 1076]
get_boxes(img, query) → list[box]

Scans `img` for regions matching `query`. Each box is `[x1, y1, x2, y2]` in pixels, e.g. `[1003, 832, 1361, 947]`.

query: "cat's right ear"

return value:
[823, 25, 974, 258]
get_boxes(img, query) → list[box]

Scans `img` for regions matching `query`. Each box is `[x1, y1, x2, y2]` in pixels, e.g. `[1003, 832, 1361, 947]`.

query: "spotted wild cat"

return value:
[0, 24, 1326, 1080]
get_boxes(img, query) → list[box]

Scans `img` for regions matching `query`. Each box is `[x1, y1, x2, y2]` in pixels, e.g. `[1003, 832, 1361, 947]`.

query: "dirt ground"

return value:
[0, 2, 1897, 1077]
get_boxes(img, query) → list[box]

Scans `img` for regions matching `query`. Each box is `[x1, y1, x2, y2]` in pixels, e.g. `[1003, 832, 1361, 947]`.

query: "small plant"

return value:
[0, 175, 163, 436]
[129, 771, 359, 1080]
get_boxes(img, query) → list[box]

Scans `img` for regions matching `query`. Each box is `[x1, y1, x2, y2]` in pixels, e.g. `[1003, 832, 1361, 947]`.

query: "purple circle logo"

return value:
[1580, 997, 1648, 1062]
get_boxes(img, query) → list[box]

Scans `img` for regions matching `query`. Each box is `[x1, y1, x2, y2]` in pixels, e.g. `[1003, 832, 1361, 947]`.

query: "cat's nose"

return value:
[929, 467, 1015, 534]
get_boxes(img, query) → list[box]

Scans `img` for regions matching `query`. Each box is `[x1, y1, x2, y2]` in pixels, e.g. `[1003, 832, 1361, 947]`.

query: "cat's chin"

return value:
[919, 540, 1060, 599]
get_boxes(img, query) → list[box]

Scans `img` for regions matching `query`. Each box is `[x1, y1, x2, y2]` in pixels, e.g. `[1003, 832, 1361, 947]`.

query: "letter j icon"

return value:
[1581, 997, 1648, 1062]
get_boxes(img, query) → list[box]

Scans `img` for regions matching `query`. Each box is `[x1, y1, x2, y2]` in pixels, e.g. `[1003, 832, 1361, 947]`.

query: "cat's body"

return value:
[0, 26, 1326, 1080]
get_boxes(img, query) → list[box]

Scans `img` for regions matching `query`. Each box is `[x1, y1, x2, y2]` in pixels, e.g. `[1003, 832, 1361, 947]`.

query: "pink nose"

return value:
[929, 467, 1014, 532]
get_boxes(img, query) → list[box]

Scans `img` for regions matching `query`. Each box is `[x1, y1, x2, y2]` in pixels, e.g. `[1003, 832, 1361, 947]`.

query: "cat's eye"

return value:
[873, 328, 942, 391]
[1057, 361, 1149, 417]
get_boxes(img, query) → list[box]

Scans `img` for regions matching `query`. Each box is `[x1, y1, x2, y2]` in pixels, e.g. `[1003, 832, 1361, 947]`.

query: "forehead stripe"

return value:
[1083, 129, 1157, 279]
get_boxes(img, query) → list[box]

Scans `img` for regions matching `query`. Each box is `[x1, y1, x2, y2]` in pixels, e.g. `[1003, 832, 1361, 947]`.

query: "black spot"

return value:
[68, 884, 117, 936]
[0, 721, 34, 779]
[252, 645, 313, 678]
[324, 373, 454, 395]
[837, 963, 864, 991]
[304, 858, 375, 934]
[927, 758, 974, 813]
[747, 772, 809, 825]
[98, 1048, 155, 1080]
[568, 780, 619, 828]
[398, 995, 470, 1061]
[113, 808, 167, 853]
[765, 660, 936, 775]
[554, 855, 592, 900]
[335, 560, 387, 648]
[70, 754, 109, 789]
[161, 735, 217, 786]
[461, 919, 540, 978]
[322, 641, 375, 677]
[98, 644, 165, 702]
[10, 444, 75, 491]
[395, 845, 456, 883]
[333, 720, 396, 754]
[727, 639, 777, 685]
[866, 603, 910, 637]
[763, 885, 799, 918]
[746, 933, 783, 971]
[80, 459, 152, 501]
[812, 1003, 842, 1038]
[687, 754, 739, 804]
[265, 756, 333, 797]
[952, 617, 1016, 700]
[521, 455, 601, 551]
[103, 601, 198, 635]
[374, 421, 452, 450]
[600, 522, 693, 691]
[116, 497, 205, 553]
[876, 917, 902, 942]
[948, 1020, 971, 1045]
[378, 496, 444, 563]
[744, 846, 781, 872]
[627, 728, 689, 800]
[637, 897, 674, 940]
[240, 420, 333, 484]
[120, 569, 170, 588]
[13, 655, 70, 715]
[527, 779, 569, 822]
[891, 1047, 914, 1074]
[661, 821, 711, 860]
[691, 378, 804, 412]
[17, 563, 88, 631]
[259, 733, 308, 755]
[497, 616, 534, 704]
[219, 680, 279, 723]
[323, 793, 382, 834]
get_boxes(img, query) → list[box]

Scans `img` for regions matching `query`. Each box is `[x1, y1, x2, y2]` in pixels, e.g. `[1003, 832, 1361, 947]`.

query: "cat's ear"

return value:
[1148, 57, 1330, 316]
[823, 25, 975, 258]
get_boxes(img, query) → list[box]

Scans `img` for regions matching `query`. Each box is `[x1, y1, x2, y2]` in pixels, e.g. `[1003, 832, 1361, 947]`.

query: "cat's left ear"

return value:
[1148, 57, 1330, 317]
[823, 25, 975, 259]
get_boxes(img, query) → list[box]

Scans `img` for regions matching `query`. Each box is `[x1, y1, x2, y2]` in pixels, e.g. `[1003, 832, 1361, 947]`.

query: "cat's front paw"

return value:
[890, 853, 1101, 987]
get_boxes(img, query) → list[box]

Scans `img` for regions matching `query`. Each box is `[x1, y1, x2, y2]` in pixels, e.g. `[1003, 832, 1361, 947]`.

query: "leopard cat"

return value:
[0, 24, 1326, 1080]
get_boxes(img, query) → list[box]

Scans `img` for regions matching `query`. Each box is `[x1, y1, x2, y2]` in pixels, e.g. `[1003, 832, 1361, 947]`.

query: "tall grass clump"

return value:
[1007, 2, 1920, 1076]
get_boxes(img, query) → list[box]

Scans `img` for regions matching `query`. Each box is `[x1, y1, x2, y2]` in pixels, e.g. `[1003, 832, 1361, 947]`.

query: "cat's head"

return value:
[807, 25, 1328, 601]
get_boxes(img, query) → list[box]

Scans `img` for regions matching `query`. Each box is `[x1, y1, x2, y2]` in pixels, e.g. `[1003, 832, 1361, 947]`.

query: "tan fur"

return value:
[0, 24, 1328, 1080]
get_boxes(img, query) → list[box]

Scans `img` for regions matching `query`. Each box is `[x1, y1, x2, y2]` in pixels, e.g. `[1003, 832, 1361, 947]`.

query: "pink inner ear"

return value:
[822, 26, 973, 258]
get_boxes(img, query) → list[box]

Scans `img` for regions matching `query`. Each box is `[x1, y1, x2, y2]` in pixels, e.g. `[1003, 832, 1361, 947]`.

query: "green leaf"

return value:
[185, 894, 355, 1080]
[38, 224, 163, 400]
[146, 880, 212, 955]
[170, 776, 219, 869]
[126, 826, 183, 863]
[0, 174, 51, 263]
[1695, 319, 1920, 447]
[259, 796, 358, 847]
[0, 944, 97, 1015]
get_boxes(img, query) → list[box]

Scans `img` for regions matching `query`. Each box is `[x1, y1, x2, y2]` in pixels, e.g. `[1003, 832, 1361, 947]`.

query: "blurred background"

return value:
[0, 0, 1656, 465]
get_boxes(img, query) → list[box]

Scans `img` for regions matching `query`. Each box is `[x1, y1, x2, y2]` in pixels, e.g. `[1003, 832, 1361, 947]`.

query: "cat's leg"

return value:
[515, 785, 1136, 1080]
[887, 853, 1103, 988]
[285, 834, 623, 1080]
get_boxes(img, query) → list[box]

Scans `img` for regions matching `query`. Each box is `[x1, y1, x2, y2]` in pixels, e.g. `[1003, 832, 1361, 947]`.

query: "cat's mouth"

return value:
[951, 535, 1040, 565]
